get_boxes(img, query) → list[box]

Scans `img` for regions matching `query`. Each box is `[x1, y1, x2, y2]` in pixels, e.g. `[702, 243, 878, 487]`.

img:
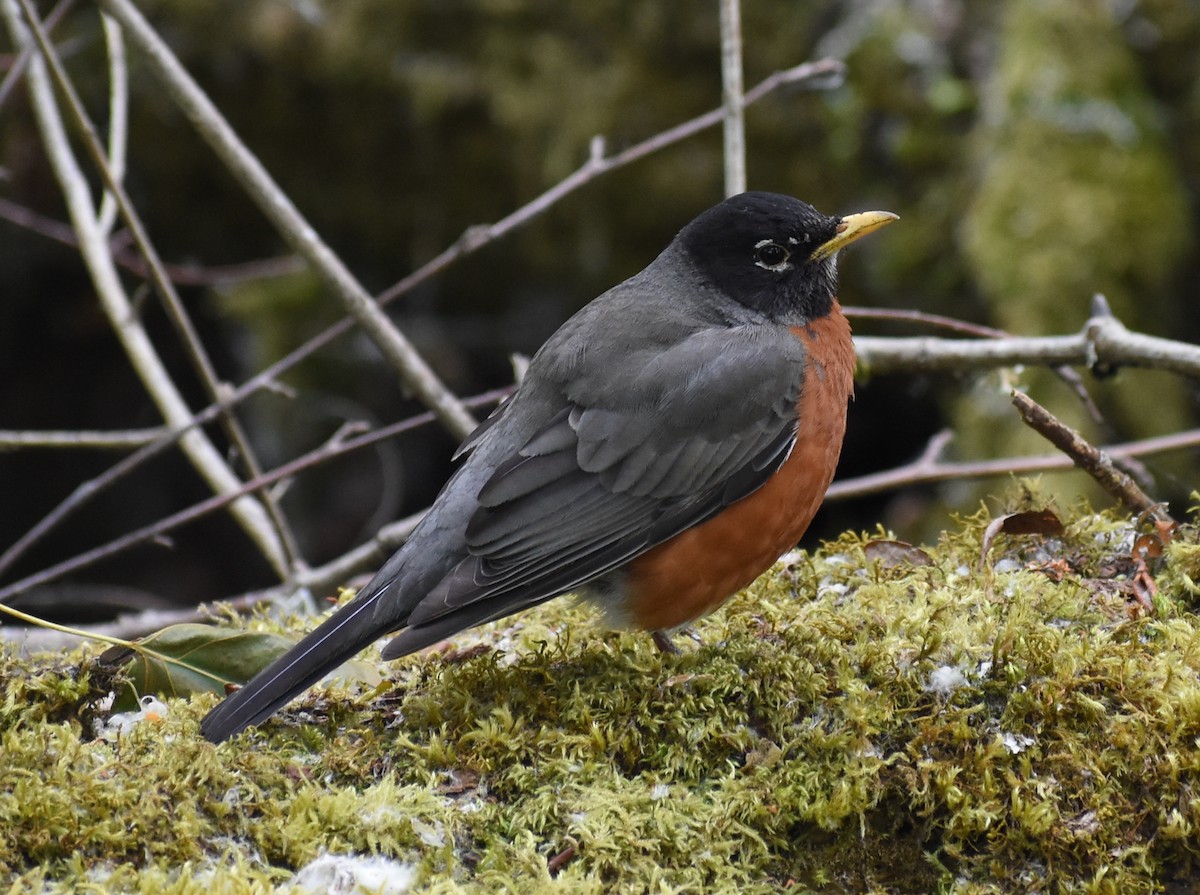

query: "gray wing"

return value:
[394, 321, 807, 637]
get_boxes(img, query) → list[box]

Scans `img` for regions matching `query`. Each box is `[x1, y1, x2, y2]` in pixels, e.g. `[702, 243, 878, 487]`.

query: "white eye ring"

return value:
[754, 239, 792, 272]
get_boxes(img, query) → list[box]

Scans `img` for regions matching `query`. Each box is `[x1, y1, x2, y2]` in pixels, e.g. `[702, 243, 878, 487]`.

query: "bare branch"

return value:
[98, 0, 479, 441]
[826, 427, 1200, 502]
[719, 0, 746, 196]
[0, 427, 168, 449]
[0, 0, 71, 110]
[14, 0, 301, 573]
[1, 0, 287, 575]
[295, 511, 427, 598]
[1010, 390, 1174, 523]
[376, 58, 845, 305]
[846, 305, 1111, 428]
[95, 10, 126, 235]
[0, 388, 510, 604]
[0, 197, 304, 283]
[0, 53, 845, 580]
[844, 306, 1007, 339]
[1, 589, 274, 653]
[853, 301, 1200, 378]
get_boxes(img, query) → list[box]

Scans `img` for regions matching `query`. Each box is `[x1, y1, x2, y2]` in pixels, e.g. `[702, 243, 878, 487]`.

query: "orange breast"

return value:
[623, 304, 855, 631]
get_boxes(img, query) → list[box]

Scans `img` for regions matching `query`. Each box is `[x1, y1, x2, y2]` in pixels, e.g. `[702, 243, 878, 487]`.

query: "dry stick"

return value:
[1010, 390, 1174, 524]
[14, 0, 299, 573]
[2, 589, 272, 651]
[12, 423, 1200, 652]
[0, 57, 845, 577]
[0, 321, 348, 578]
[824, 427, 1200, 501]
[844, 306, 1009, 339]
[0, 0, 71, 109]
[718, 0, 746, 197]
[378, 58, 845, 304]
[0, 428, 169, 449]
[98, 0, 478, 443]
[95, 10, 125, 235]
[846, 303, 1126, 472]
[0, 196, 304, 283]
[0, 0, 287, 575]
[853, 311, 1200, 378]
[15, 301, 1192, 582]
[5, 392, 1192, 606]
[0, 388, 510, 605]
[296, 511, 427, 601]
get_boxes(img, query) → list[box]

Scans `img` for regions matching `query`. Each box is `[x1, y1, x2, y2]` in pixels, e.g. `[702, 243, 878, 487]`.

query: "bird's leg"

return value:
[651, 630, 681, 654]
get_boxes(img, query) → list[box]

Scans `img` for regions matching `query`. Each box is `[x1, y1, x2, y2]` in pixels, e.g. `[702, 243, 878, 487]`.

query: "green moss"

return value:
[4, 506, 1200, 892]
[964, 0, 1191, 331]
[955, 0, 1197, 508]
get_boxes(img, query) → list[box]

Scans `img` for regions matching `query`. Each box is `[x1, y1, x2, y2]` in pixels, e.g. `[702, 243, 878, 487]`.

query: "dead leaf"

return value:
[1130, 569, 1157, 612]
[979, 509, 1064, 569]
[1133, 519, 1176, 563]
[436, 768, 481, 795]
[1030, 558, 1072, 583]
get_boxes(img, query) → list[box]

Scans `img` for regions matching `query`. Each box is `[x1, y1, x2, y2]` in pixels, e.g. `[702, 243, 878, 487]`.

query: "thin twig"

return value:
[0, 327, 336, 578]
[0, 428, 168, 449]
[1, 596, 263, 652]
[843, 306, 1007, 339]
[0, 0, 71, 110]
[825, 426, 1200, 502]
[95, 10, 126, 236]
[846, 305, 1110, 429]
[13, 420, 1197, 649]
[1, 0, 287, 575]
[0, 56, 846, 576]
[0, 197, 304, 283]
[0, 389, 510, 604]
[853, 310, 1200, 378]
[1, 505, 427, 653]
[16, 0, 301, 575]
[99, 0, 479, 441]
[1010, 390, 1174, 523]
[296, 510, 427, 598]
[377, 59, 844, 305]
[718, 0, 746, 196]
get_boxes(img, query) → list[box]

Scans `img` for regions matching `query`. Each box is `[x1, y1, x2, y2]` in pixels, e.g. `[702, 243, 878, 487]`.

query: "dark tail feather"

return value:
[200, 591, 394, 743]
[379, 593, 554, 660]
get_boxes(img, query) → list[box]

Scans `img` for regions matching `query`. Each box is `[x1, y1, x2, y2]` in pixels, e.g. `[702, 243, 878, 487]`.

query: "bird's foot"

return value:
[651, 630, 681, 654]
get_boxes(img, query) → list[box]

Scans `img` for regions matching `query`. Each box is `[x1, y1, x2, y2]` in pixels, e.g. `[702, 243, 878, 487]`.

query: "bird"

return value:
[200, 191, 897, 743]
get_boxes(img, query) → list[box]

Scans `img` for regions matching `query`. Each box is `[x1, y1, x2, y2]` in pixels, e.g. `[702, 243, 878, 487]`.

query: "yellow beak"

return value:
[810, 210, 899, 261]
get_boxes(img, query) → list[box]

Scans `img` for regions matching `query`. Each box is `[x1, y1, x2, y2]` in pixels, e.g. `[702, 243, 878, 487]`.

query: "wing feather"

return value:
[397, 321, 811, 633]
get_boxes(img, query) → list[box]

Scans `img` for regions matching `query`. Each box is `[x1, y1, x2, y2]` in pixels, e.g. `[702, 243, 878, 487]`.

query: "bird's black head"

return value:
[678, 191, 895, 323]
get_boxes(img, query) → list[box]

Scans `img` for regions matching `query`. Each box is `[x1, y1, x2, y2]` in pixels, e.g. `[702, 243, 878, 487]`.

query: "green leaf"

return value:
[109, 623, 294, 711]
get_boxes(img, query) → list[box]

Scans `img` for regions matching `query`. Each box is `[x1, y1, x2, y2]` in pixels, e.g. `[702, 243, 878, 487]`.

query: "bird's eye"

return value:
[754, 240, 790, 271]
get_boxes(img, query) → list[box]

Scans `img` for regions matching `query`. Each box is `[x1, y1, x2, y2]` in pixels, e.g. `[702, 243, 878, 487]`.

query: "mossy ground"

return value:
[3, 506, 1200, 894]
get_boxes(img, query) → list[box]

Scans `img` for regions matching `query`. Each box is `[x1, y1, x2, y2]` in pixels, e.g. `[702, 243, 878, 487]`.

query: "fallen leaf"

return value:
[98, 623, 379, 711]
[1130, 569, 1157, 612]
[95, 624, 293, 711]
[435, 768, 481, 795]
[1030, 558, 1072, 582]
[979, 509, 1064, 569]
[1133, 518, 1177, 563]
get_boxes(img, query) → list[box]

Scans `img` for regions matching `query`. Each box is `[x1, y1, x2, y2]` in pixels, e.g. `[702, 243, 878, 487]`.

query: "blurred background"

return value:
[2, 0, 1198, 621]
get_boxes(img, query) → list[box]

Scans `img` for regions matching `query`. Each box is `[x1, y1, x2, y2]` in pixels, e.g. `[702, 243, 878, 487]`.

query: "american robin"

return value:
[200, 192, 896, 743]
